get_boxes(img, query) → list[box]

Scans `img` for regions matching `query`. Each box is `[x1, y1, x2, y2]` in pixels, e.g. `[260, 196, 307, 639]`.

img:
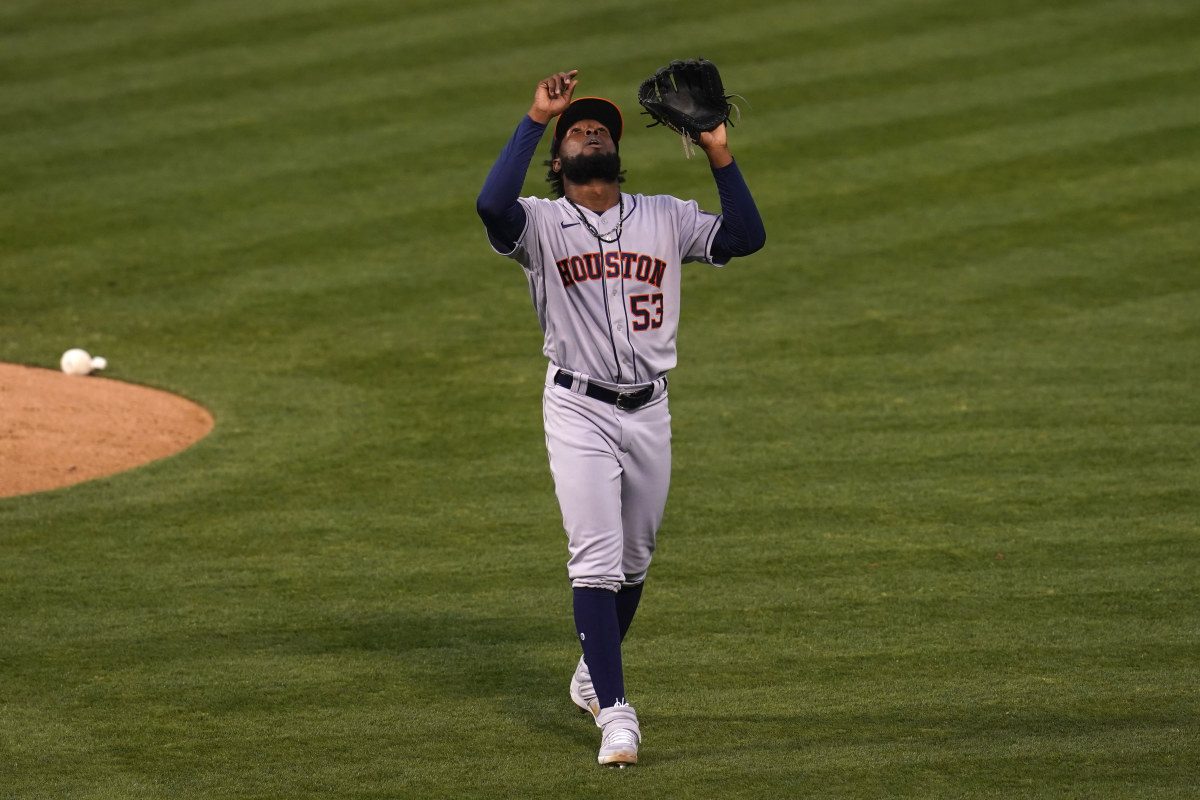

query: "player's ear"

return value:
[551, 157, 562, 173]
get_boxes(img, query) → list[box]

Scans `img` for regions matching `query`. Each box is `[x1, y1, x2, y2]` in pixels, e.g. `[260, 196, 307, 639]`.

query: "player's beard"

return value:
[560, 150, 622, 185]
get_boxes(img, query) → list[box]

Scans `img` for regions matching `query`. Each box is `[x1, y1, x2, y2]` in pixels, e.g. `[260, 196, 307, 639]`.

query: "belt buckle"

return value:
[616, 387, 652, 410]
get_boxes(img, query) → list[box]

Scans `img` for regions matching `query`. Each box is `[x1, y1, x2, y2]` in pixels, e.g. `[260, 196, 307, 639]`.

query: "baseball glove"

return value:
[637, 58, 739, 155]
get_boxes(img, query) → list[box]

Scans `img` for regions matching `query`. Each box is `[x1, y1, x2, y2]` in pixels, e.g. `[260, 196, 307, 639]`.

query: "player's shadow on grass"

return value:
[337, 609, 598, 747]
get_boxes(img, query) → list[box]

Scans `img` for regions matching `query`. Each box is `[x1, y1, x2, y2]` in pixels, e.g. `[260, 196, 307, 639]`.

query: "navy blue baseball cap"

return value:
[553, 97, 623, 143]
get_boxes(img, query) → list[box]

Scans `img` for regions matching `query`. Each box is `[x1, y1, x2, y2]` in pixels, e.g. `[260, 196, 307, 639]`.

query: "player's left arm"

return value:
[699, 125, 766, 260]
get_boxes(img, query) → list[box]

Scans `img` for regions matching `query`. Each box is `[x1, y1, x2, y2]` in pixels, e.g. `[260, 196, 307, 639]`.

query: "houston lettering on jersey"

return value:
[554, 251, 668, 290]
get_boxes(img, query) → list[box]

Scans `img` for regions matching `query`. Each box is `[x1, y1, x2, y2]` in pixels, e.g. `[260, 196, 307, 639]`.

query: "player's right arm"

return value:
[528, 70, 578, 125]
[477, 71, 579, 252]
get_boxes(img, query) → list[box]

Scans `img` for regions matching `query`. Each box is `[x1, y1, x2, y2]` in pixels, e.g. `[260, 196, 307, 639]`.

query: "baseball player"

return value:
[476, 68, 765, 766]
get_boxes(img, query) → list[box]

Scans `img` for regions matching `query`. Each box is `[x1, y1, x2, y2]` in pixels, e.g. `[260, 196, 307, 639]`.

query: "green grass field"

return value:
[2, 0, 1198, 796]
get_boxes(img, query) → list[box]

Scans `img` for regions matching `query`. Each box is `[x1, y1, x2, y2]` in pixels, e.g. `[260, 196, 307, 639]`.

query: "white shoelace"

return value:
[602, 727, 639, 748]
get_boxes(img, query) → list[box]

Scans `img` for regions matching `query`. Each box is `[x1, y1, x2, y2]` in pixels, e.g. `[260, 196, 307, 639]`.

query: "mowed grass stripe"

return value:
[55, 119, 1197, 277]
[728, 0, 1197, 96]
[6, 3, 1189, 230]
[0, 0, 814, 117]
[754, 68, 1200, 224]
[756, 32, 1200, 150]
[780, 112, 1200, 235]
[0, 169, 477, 277]
[689, 116, 1200, 293]
[6, 83, 1194, 254]
[765, 57, 1200, 182]
[767, 215, 1199, 332]
[2, 5, 1190, 256]
[0, 28, 533, 160]
[782, 158, 1200, 276]
[6, 31, 1196, 252]
[690, 412, 1200, 511]
[11, 62, 1171, 335]
[4, 0, 1173, 149]
[715, 205, 1198, 384]
[623, 0, 1112, 70]
[7, 171, 1190, 402]
[7, 0, 1189, 147]
[32, 149, 1197, 316]
[0, 0, 484, 76]
[0, 0, 377, 45]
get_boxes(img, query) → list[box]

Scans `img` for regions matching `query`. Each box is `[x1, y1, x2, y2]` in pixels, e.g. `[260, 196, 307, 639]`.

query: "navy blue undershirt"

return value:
[477, 115, 765, 260]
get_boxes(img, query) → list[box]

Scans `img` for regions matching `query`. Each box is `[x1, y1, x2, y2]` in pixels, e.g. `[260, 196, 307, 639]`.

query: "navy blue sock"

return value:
[616, 582, 644, 641]
[573, 587, 625, 709]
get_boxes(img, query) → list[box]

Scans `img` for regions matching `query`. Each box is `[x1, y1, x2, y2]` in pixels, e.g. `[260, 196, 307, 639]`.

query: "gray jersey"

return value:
[493, 192, 724, 386]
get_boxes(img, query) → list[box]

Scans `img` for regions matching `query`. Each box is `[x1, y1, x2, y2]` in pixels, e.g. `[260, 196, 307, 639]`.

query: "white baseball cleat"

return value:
[595, 701, 640, 766]
[569, 656, 599, 717]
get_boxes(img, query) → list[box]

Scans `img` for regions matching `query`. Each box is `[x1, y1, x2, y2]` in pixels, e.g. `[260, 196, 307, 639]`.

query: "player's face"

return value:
[556, 119, 617, 162]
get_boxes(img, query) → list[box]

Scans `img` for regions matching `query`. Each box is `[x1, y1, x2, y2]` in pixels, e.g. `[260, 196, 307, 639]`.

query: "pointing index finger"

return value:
[552, 70, 578, 98]
[561, 71, 579, 101]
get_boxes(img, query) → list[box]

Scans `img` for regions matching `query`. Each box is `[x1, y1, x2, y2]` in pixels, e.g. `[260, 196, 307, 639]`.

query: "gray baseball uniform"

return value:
[496, 192, 724, 590]
[478, 85, 763, 739]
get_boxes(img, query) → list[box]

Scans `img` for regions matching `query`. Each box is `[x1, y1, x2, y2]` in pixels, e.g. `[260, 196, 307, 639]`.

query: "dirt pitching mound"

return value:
[0, 363, 214, 498]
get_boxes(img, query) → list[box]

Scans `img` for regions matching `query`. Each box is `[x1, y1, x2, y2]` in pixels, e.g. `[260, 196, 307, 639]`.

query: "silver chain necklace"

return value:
[566, 195, 625, 243]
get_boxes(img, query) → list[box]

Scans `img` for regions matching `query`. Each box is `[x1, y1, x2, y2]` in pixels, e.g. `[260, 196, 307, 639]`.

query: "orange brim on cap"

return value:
[554, 97, 623, 142]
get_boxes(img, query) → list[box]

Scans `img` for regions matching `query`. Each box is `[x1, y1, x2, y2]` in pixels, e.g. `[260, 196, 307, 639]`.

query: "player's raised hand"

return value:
[698, 123, 732, 168]
[529, 70, 578, 125]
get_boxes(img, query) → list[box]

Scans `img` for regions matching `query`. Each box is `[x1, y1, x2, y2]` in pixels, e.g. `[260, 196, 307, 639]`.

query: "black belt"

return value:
[554, 370, 663, 411]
